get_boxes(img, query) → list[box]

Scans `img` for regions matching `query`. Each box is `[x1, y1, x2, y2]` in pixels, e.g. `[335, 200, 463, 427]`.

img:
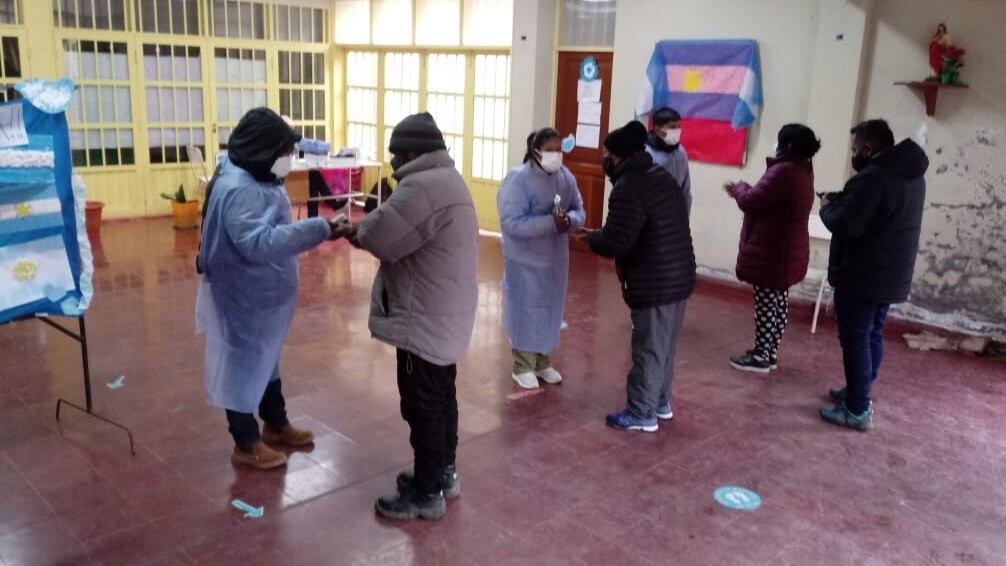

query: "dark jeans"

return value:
[397, 349, 458, 495]
[834, 291, 890, 414]
[226, 378, 290, 450]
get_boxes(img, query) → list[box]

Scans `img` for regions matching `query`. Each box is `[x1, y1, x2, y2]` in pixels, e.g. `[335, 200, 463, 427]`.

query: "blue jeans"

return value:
[834, 291, 890, 414]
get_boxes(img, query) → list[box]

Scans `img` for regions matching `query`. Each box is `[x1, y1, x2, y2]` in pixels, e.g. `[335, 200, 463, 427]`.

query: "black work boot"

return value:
[396, 465, 461, 499]
[375, 489, 446, 521]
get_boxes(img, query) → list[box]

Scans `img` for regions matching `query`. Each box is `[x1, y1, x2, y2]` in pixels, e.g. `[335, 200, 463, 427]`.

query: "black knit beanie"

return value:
[388, 112, 447, 156]
[604, 121, 648, 158]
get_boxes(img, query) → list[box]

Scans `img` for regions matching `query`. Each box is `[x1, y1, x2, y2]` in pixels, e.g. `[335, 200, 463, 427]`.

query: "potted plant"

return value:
[161, 185, 200, 230]
[941, 45, 966, 85]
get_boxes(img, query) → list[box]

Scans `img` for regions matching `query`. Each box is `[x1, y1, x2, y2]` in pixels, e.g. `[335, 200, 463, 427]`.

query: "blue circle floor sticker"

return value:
[714, 486, 762, 511]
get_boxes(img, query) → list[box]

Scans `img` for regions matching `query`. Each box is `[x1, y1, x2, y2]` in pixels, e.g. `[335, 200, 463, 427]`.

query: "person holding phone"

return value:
[497, 128, 586, 389]
[723, 124, 821, 374]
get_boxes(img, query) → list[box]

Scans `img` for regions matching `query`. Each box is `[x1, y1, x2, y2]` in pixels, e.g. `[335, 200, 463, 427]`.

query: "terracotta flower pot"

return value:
[171, 200, 201, 230]
[85, 201, 104, 240]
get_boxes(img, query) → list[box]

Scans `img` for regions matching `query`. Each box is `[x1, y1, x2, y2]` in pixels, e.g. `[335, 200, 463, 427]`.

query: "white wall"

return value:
[509, 0, 557, 168]
[860, 0, 1006, 336]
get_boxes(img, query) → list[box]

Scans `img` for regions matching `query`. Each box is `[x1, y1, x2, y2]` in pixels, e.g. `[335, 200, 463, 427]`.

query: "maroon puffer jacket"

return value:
[728, 156, 815, 290]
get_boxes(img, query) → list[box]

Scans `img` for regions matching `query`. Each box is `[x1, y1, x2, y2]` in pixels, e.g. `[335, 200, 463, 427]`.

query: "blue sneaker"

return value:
[655, 403, 674, 421]
[606, 410, 658, 433]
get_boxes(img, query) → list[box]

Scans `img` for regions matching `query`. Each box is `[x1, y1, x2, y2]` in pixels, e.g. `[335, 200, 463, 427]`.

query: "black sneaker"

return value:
[729, 352, 772, 374]
[375, 490, 446, 521]
[819, 403, 874, 431]
[396, 465, 461, 499]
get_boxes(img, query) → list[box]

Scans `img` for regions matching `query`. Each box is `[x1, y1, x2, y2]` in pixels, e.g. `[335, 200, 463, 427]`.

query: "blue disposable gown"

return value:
[196, 157, 330, 413]
[498, 164, 585, 354]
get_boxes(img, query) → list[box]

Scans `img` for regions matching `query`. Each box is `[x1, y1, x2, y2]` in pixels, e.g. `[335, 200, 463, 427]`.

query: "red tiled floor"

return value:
[0, 216, 1004, 565]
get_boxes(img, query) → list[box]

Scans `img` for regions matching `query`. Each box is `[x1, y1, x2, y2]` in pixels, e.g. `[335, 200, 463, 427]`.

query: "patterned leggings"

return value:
[753, 286, 789, 361]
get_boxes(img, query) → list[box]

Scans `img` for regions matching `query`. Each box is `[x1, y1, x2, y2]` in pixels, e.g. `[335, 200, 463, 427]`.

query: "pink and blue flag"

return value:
[636, 40, 762, 166]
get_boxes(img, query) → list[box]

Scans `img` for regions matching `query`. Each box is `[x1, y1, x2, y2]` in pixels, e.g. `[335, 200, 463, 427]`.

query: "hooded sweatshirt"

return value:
[821, 139, 929, 304]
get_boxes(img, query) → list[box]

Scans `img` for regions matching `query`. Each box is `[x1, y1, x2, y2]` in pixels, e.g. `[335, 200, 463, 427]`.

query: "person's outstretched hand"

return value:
[328, 218, 357, 241]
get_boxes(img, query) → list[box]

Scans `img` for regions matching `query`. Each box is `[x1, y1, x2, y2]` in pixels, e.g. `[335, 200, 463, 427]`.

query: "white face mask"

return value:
[662, 128, 682, 146]
[539, 151, 563, 173]
[270, 154, 293, 180]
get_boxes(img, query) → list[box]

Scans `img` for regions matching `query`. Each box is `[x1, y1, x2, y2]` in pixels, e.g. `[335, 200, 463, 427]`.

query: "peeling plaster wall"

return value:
[860, 0, 1006, 337]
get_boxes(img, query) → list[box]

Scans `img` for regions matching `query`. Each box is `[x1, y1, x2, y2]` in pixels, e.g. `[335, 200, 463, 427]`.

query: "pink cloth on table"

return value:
[319, 168, 350, 196]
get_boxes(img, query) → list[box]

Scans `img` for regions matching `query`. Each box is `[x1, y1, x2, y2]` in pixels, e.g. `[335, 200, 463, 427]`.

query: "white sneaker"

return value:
[535, 367, 563, 385]
[511, 372, 539, 389]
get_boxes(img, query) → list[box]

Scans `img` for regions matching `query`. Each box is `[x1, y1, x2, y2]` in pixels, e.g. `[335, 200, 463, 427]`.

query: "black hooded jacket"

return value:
[587, 152, 696, 308]
[821, 139, 928, 303]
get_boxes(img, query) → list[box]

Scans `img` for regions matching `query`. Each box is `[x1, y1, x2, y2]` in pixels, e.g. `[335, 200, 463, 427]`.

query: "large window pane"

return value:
[334, 0, 369, 44]
[372, 0, 412, 45]
[463, 0, 513, 47]
[416, 0, 460, 46]
[559, 0, 616, 47]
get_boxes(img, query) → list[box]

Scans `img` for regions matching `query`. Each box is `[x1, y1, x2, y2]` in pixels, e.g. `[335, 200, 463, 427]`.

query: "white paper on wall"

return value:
[577, 80, 602, 103]
[577, 101, 603, 125]
[575, 124, 600, 149]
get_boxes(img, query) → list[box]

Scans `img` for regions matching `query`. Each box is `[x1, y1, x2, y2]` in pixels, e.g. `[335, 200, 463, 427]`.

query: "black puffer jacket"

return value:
[821, 139, 928, 304]
[587, 152, 696, 308]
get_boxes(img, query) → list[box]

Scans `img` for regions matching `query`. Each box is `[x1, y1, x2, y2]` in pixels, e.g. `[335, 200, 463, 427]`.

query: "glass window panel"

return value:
[313, 9, 325, 43]
[214, 49, 227, 81]
[188, 47, 201, 81]
[60, 0, 76, 28]
[178, 127, 190, 147]
[372, 0, 412, 45]
[253, 89, 265, 108]
[96, 0, 112, 29]
[276, 5, 289, 41]
[463, 0, 513, 46]
[315, 91, 325, 120]
[278, 52, 289, 83]
[103, 130, 119, 165]
[100, 86, 115, 122]
[139, 0, 155, 31]
[291, 53, 301, 84]
[80, 41, 97, 80]
[416, 0, 460, 46]
[253, 3, 264, 39]
[240, 50, 253, 82]
[172, 0, 186, 34]
[190, 88, 203, 120]
[290, 8, 302, 42]
[156, 0, 170, 32]
[239, 2, 251, 38]
[83, 86, 99, 123]
[219, 126, 230, 146]
[302, 9, 313, 43]
[240, 89, 253, 116]
[146, 87, 160, 121]
[111, 0, 126, 30]
[63, 41, 80, 80]
[314, 53, 325, 84]
[292, 90, 302, 120]
[212, 0, 226, 35]
[96, 42, 112, 80]
[78, 0, 94, 29]
[173, 46, 188, 81]
[303, 53, 313, 85]
[228, 88, 241, 120]
[279, 89, 290, 116]
[87, 130, 102, 153]
[253, 51, 266, 82]
[192, 128, 204, 145]
[334, 0, 369, 44]
[113, 43, 129, 80]
[216, 88, 228, 120]
[303, 90, 314, 120]
[187, 0, 199, 34]
[116, 86, 132, 121]
[560, 0, 616, 47]
[226, 0, 238, 37]
[175, 88, 189, 121]
[143, 44, 158, 81]
[157, 45, 172, 80]
[160, 88, 174, 121]
[2, 36, 21, 78]
[227, 50, 240, 82]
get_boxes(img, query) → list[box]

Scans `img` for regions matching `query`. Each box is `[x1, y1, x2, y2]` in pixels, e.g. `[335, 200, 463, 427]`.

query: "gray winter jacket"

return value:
[355, 150, 479, 366]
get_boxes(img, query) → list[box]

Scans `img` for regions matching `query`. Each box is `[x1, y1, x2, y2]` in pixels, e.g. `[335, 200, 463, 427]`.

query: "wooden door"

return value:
[554, 51, 613, 229]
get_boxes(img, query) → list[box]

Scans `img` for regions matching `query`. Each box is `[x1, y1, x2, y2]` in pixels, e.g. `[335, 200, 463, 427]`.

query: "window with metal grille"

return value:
[52, 0, 127, 30]
[275, 5, 326, 43]
[0, 35, 21, 103]
[345, 51, 378, 161]
[142, 43, 205, 164]
[382, 52, 419, 160]
[214, 48, 266, 149]
[209, 0, 265, 40]
[135, 0, 199, 35]
[0, 0, 20, 25]
[278, 50, 326, 141]
[472, 53, 510, 181]
[63, 39, 134, 167]
[426, 53, 465, 173]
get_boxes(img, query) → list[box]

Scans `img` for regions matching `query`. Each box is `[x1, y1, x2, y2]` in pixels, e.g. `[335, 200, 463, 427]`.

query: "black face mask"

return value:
[602, 156, 617, 179]
[390, 154, 408, 172]
[851, 151, 871, 172]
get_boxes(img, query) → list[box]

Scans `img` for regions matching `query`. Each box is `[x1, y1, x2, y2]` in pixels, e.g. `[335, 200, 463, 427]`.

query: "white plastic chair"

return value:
[807, 216, 833, 334]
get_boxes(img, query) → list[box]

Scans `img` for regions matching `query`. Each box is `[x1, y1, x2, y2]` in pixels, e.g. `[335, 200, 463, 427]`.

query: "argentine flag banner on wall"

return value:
[635, 39, 762, 166]
[0, 79, 94, 324]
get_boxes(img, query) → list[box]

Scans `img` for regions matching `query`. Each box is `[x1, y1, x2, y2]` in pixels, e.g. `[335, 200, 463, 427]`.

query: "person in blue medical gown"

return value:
[196, 107, 340, 469]
[498, 128, 585, 389]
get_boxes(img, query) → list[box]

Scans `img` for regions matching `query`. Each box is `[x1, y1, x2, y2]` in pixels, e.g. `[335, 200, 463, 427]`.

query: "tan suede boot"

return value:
[231, 441, 288, 470]
[261, 424, 315, 447]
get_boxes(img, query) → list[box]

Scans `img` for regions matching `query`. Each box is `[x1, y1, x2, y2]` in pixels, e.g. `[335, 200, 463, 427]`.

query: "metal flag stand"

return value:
[19, 314, 136, 455]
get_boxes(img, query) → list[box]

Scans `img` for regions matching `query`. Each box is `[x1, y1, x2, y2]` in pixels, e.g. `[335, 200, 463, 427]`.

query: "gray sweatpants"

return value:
[627, 300, 688, 419]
